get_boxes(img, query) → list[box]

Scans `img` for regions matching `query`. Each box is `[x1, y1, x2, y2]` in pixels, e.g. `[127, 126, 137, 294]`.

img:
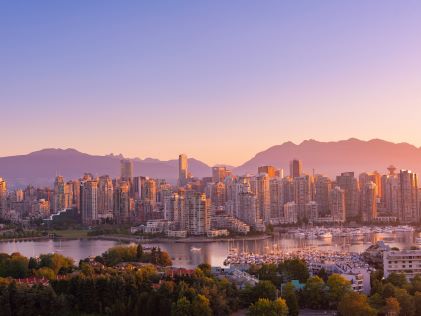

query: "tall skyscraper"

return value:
[289, 159, 302, 178]
[185, 191, 210, 235]
[336, 172, 360, 219]
[80, 179, 98, 225]
[53, 176, 65, 211]
[381, 166, 399, 216]
[361, 181, 377, 222]
[0, 178, 7, 218]
[256, 173, 271, 223]
[399, 170, 419, 223]
[120, 159, 133, 180]
[212, 166, 230, 183]
[293, 175, 311, 219]
[178, 154, 188, 186]
[114, 181, 130, 224]
[97, 175, 114, 215]
[329, 186, 346, 222]
[315, 175, 331, 216]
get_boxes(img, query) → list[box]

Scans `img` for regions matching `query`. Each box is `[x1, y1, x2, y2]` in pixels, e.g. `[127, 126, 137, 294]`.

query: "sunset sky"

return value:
[2, 1, 421, 166]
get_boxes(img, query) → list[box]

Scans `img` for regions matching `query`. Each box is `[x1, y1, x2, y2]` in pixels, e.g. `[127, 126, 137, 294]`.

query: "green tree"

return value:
[414, 291, 421, 315]
[172, 296, 192, 316]
[386, 273, 409, 289]
[382, 283, 396, 299]
[192, 294, 212, 316]
[281, 282, 299, 316]
[327, 273, 352, 308]
[394, 288, 415, 316]
[136, 244, 143, 260]
[278, 259, 309, 283]
[248, 298, 288, 316]
[34, 267, 56, 280]
[338, 292, 377, 316]
[303, 276, 327, 309]
[368, 293, 384, 313]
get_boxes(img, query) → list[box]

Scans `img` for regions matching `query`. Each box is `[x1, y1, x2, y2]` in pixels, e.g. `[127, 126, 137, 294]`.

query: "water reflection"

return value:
[0, 232, 417, 268]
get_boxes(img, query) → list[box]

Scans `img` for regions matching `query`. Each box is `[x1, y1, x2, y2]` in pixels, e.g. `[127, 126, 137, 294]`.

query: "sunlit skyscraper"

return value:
[120, 159, 133, 180]
[178, 154, 188, 186]
[289, 159, 302, 178]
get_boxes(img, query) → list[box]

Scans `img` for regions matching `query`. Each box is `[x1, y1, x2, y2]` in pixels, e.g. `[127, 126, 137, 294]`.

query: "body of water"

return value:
[0, 232, 419, 268]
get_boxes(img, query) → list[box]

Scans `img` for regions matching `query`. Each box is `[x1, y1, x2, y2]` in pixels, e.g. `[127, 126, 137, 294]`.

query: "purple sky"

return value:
[1, 1, 421, 165]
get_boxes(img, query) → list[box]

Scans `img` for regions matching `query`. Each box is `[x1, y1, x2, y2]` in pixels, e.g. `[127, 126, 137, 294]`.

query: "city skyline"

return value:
[2, 1, 421, 165]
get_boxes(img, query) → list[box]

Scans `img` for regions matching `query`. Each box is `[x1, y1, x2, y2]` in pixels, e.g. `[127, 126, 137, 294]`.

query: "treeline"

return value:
[94, 244, 172, 267]
[0, 253, 74, 280]
[0, 263, 241, 316]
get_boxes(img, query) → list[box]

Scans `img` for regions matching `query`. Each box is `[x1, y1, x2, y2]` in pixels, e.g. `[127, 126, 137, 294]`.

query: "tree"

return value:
[136, 244, 143, 260]
[414, 291, 421, 315]
[384, 297, 400, 316]
[394, 288, 415, 316]
[281, 282, 299, 316]
[192, 294, 212, 316]
[368, 293, 384, 313]
[386, 273, 409, 289]
[248, 298, 288, 316]
[171, 296, 191, 316]
[34, 267, 56, 280]
[327, 274, 352, 308]
[382, 283, 396, 299]
[338, 292, 377, 316]
[278, 259, 309, 283]
[303, 276, 328, 309]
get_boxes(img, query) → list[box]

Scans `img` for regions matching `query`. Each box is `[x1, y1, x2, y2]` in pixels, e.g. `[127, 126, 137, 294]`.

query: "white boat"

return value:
[319, 232, 333, 238]
[415, 237, 421, 244]
[190, 247, 201, 252]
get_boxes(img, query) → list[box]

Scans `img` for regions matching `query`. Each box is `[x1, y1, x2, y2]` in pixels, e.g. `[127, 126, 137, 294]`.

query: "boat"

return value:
[319, 232, 332, 239]
[190, 247, 201, 252]
[415, 237, 421, 244]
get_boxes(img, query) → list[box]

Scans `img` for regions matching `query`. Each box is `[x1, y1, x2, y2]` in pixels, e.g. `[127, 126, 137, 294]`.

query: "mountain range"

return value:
[1, 138, 421, 187]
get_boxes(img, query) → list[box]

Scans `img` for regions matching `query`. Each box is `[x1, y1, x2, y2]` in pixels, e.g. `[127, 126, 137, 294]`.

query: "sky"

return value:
[1, 1, 421, 166]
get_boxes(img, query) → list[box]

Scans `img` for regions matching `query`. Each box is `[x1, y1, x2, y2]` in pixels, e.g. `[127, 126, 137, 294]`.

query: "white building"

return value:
[383, 249, 421, 280]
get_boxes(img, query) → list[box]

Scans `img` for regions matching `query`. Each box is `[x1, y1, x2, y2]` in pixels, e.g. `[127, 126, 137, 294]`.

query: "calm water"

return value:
[0, 232, 419, 268]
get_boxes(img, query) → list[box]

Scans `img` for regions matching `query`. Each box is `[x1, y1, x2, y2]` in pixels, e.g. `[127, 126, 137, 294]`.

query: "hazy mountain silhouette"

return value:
[234, 138, 421, 177]
[0, 149, 211, 187]
[2, 139, 421, 187]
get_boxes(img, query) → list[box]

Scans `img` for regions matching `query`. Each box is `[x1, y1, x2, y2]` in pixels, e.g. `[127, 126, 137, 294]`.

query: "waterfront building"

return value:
[114, 181, 130, 224]
[314, 175, 331, 216]
[329, 186, 346, 222]
[256, 173, 271, 223]
[120, 159, 133, 180]
[293, 175, 311, 219]
[185, 192, 210, 235]
[280, 176, 294, 208]
[399, 170, 419, 223]
[80, 179, 98, 225]
[360, 181, 377, 222]
[283, 202, 298, 224]
[178, 154, 188, 186]
[269, 178, 282, 219]
[304, 201, 318, 222]
[210, 181, 226, 211]
[143, 178, 157, 208]
[383, 249, 421, 280]
[0, 177, 7, 218]
[381, 166, 400, 216]
[53, 176, 66, 211]
[289, 159, 302, 178]
[97, 175, 114, 216]
[336, 172, 360, 219]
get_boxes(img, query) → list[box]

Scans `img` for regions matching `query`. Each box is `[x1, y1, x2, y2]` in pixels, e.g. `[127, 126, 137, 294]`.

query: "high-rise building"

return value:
[185, 192, 210, 235]
[381, 166, 400, 216]
[399, 170, 419, 223]
[0, 178, 7, 218]
[114, 181, 130, 224]
[289, 159, 302, 178]
[258, 166, 277, 178]
[269, 178, 282, 219]
[53, 176, 66, 211]
[361, 181, 377, 222]
[97, 175, 114, 215]
[315, 175, 331, 216]
[178, 154, 188, 186]
[329, 186, 346, 222]
[210, 181, 226, 211]
[256, 173, 271, 223]
[80, 179, 98, 225]
[293, 175, 311, 219]
[212, 166, 230, 183]
[143, 178, 157, 208]
[336, 172, 360, 219]
[120, 159, 133, 180]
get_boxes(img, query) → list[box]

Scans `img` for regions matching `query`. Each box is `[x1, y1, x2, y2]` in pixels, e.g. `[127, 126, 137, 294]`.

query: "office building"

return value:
[178, 154, 188, 186]
[289, 159, 302, 178]
[120, 159, 133, 180]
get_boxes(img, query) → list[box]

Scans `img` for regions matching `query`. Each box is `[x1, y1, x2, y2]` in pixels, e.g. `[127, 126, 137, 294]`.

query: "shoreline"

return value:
[0, 234, 272, 244]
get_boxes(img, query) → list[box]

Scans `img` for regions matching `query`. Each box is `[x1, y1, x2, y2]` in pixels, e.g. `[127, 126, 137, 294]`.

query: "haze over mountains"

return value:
[2, 138, 421, 187]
